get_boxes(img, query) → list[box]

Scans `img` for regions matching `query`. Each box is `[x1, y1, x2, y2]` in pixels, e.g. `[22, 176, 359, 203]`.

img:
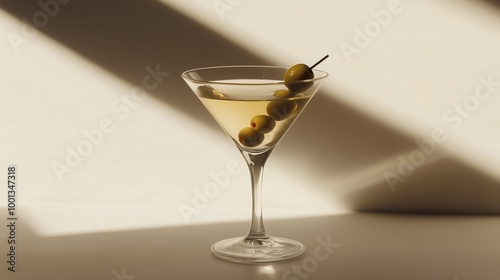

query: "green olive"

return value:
[197, 85, 225, 99]
[266, 100, 298, 121]
[250, 115, 276, 134]
[273, 89, 293, 98]
[238, 127, 264, 147]
[284, 64, 314, 93]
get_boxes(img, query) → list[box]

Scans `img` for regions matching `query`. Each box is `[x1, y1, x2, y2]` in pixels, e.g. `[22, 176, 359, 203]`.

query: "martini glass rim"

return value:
[181, 65, 329, 86]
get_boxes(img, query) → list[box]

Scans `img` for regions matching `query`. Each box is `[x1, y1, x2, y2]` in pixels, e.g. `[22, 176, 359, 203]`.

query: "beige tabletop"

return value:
[1, 213, 499, 280]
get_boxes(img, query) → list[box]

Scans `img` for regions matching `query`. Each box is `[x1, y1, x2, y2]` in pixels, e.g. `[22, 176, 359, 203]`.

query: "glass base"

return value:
[211, 236, 305, 263]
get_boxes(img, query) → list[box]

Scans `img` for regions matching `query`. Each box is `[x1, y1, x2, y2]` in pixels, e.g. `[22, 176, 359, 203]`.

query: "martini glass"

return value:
[182, 65, 328, 263]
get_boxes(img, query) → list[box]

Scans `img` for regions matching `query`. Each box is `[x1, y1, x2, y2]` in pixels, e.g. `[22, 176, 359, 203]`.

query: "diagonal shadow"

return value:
[2, 0, 500, 214]
[344, 155, 500, 215]
[479, 0, 500, 9]
[0, 0, 269, 130]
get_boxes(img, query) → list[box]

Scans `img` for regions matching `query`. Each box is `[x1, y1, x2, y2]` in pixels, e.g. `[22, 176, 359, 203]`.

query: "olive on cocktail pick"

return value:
[197, 85, 225, 99]
[284, 55, 329, 93]
[238, 127, 265, 147]
[273, 89, 293, 98]
[266, 100, 298, 121]
[250, 115, 276, 134]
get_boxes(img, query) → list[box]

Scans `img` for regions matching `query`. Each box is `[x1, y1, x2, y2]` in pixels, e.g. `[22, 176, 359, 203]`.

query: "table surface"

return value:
[2, 212, 499, 280]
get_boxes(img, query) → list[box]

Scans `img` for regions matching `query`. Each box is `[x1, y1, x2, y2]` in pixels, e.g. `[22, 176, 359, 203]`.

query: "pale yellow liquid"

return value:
[200, 96, 311, 153]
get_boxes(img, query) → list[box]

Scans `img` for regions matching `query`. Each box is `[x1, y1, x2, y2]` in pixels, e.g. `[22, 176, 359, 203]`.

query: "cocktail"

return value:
[181, 59, 328, 263]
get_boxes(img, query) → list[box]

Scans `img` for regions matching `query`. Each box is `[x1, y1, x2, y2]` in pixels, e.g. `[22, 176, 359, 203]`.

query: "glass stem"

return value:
[240, 149, 273, 240]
